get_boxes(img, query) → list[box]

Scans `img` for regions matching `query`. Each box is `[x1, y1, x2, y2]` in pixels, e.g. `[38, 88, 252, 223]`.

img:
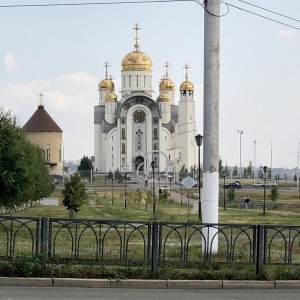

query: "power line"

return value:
[224, 2, 300, 31]
[0, 0, 192, 8]
[237, 0, 300, 23]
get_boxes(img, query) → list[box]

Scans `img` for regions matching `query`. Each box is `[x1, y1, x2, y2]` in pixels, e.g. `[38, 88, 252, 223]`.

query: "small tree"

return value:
[227, 187, 235, 203]
[232, 165, 238, 177]
[269, 186, 279, 209]
[62, 173, 87, 219]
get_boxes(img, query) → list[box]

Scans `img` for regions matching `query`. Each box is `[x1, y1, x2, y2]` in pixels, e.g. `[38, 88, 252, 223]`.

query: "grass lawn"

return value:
[4, 184, 300, 226]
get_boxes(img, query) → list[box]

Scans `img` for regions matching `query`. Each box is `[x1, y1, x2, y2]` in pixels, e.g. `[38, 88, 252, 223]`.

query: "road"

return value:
[1, 287, 300, 300]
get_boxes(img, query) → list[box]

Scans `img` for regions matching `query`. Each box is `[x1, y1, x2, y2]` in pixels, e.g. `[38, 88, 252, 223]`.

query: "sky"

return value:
[1, 0, 300, 169]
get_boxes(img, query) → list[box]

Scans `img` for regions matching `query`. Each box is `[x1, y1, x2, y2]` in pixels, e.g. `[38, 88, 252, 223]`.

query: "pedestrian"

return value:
[244, 195, 250, 209]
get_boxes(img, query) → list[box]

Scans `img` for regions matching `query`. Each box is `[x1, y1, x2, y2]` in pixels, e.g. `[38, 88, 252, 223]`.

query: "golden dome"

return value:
[159, 78, 175, 91]
[98, 78, 115, 91]
[179, 81, 194, 91]
[105, 92, 117, 102]
[121, 51, 152, 71]
[157, 93, 170, 102]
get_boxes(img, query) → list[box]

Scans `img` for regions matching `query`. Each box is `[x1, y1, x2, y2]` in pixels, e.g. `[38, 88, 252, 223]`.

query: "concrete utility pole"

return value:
[202, 0, 220, 253]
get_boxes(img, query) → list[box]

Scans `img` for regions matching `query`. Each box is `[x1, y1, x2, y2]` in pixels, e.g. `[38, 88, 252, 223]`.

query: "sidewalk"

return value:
[1, 277, 300, 289]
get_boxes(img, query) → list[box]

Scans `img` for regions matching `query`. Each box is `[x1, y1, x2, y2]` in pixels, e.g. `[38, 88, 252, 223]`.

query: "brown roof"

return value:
[22, 105, 63, 132]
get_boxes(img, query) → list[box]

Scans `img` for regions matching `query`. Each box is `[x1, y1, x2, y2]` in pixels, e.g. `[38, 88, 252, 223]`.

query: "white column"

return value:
[202, 0, 220, 253]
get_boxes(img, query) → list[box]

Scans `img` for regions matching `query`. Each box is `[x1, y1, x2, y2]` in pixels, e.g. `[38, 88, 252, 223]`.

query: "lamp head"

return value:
[151, 161, 155, 169]
[263, 166, 268, 173]
[195, 134, 203, 147]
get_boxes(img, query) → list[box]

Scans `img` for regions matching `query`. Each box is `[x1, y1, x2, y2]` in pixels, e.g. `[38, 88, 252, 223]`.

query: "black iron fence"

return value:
[1, 216, 300, 275]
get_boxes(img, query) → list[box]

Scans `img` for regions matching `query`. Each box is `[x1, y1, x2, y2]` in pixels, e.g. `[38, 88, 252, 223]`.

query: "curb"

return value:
[1, 278, 300, 289]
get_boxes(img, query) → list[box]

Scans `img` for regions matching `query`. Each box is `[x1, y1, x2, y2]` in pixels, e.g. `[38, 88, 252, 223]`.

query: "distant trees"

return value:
[62, 173, 87, 219]
[0, 108, 54, 209]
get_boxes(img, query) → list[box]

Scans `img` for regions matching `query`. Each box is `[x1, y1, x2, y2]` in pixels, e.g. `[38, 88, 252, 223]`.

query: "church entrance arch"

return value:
[134, 156, 144, 171]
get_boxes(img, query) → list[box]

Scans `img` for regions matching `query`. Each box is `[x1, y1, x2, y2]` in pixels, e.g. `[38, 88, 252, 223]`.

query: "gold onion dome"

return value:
[121, 23, 152, 71]
[157, 93, 170, 102]
[159, 78, 175, 91]
[121, 51, 152, 71]
[105, 92, 117, 102]
[98, 78, 115, 91]
[179, 81, 194, 91]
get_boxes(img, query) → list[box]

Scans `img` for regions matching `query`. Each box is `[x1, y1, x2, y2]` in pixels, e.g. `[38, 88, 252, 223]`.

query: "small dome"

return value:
[98, 78, 114, 91]
[121, 51, 152, 71]
[105, 92, 117, 102]
[179, 81, 194, 91]
[157, 93, 170, 102]
[159, 78, 175, 91]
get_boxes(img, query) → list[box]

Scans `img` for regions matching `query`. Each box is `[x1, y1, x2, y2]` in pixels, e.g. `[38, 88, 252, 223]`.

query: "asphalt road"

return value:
[1, 287, 300, 300]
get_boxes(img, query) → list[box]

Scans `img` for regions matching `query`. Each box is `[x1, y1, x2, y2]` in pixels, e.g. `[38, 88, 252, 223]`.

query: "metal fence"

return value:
[1, 216, 300, 275]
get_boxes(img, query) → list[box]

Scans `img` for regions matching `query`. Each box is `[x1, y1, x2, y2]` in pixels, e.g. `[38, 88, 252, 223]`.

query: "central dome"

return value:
[121, 51, 152, 71]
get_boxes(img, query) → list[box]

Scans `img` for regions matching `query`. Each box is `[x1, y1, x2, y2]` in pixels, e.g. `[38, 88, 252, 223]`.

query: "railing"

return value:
[1, 216, 300, 275]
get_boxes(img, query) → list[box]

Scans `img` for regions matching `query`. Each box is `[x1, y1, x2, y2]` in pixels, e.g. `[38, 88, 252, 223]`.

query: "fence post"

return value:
[40, 218, 48, 274]
[151, 222, 159, 276]
[256, 225, 264, 277]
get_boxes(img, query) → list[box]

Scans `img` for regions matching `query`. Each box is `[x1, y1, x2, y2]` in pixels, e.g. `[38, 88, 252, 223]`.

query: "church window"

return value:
[59, 148, 61, 162]
[136, 76, 139, 87]
[112, 147, 113, 151]
[169, 155, 170, 159]
[143, 76, 146, 87]
[122, 128, 126, 139]
[135, 129, 143, 151]
[46, 148, 50, 161]
[129, 76, 132, 87]
[165, 136, 167, 141]
[123, 76, 125, 88]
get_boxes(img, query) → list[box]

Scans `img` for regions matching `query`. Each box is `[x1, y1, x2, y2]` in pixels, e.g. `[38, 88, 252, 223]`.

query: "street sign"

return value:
[181, 176, 197, 189]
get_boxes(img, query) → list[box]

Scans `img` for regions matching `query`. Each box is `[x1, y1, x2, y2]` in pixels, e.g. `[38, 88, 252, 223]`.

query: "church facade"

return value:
[94, 24, 198, 179]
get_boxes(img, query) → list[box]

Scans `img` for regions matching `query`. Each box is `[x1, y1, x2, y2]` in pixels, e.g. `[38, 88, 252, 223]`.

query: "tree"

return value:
[77, 155, 93, 180]
[269, 186, 279, 209]
[294, 174, 297, 182]
[62, 172, 87, 219]
[227, 187, 235, 203]
[114, 169, 123, 182]
[219, 158, 224, 177]
[232, 165, 238, 177]
[0, 108, 53, 209]
[246, 160, 253, 178]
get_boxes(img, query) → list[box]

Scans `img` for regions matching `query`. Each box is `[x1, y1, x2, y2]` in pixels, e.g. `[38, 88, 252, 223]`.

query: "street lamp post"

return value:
[223, 171, 226, 210]
[169, 177, 172, 202]
[237, 130, 243, 176]
[124, 172, 127, 209]
[263, 166, 268, 215]
[111, 178, 114, 206]
[151, 161, 156, 216]
[195, 134, 203, 220]
[253, 140, 257, 184]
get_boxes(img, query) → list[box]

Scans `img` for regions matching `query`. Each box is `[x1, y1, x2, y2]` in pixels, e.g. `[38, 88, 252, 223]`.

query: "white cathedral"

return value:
[94, 24, 198, 180]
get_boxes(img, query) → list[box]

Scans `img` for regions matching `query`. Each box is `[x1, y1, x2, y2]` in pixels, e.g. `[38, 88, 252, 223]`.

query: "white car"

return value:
[267, 181, 277, 187]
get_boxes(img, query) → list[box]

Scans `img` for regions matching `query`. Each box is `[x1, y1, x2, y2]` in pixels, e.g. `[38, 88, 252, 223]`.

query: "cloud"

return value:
[4, 54, 17, 72]
[276, 29, 294, 39]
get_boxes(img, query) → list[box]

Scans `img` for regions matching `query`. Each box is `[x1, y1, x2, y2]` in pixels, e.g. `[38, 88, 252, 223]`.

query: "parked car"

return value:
[267, 181, 277, 187]
[252, 182, 264, 187]
[223, 182, 242, 189]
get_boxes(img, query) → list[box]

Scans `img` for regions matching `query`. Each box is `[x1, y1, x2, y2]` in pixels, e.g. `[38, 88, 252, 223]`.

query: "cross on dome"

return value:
[164, 61, 170, 79]
[103, 61, 110, 79]
[183, 63, 191, 81]
[38, 92, 44, 106]
[133, 23, 140, 51]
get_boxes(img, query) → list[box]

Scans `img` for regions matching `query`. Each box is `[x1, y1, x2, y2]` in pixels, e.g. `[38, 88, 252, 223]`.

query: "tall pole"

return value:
[297, 143, 299, 193]
[263, 166, 267, 215]
[198, 143, 201, 219]
[237, 130, 243, 176]
[203, 0, 220, 253]
[270, 141, 272, 180]
[253, 140, 257, 184]
[223, 172, 226, 210]
[151, 161, 156, 216]
[62, 141, 65, 185]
